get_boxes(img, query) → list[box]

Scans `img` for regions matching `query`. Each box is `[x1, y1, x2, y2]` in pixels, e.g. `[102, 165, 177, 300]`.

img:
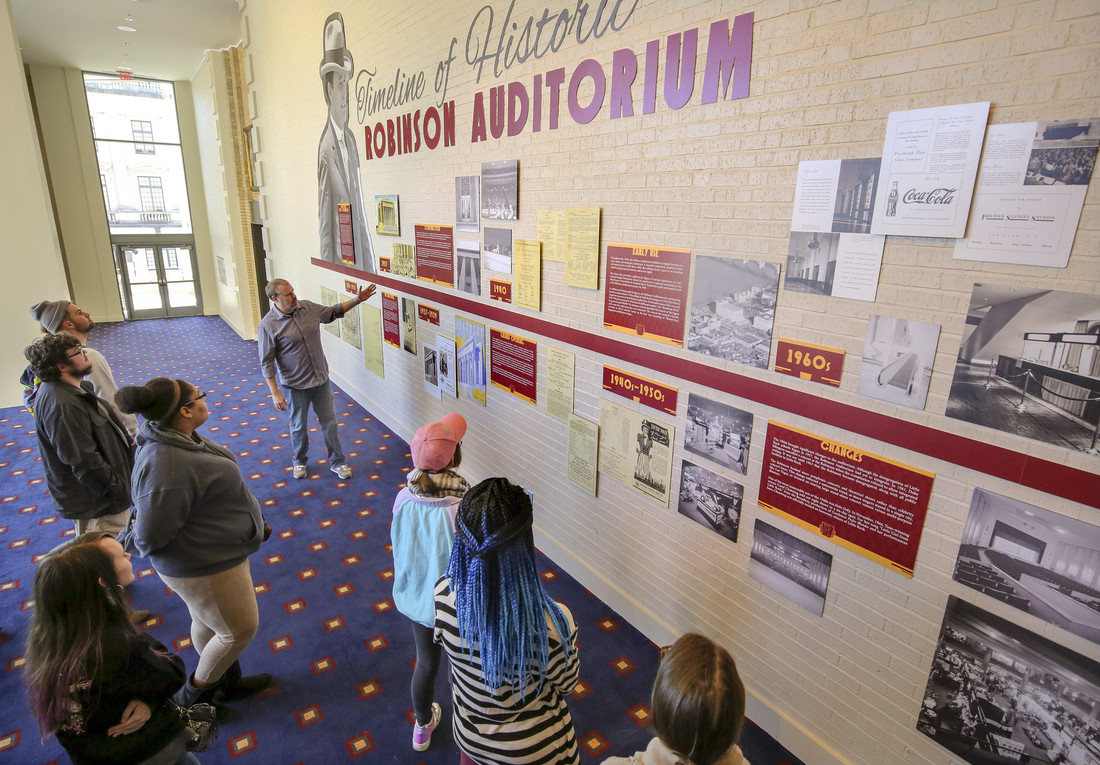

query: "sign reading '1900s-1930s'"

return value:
[758, 421, 934, 578]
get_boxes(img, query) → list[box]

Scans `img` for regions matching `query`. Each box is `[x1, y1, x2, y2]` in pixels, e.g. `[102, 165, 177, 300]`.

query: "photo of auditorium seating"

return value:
[748, 519, 833, 615]
[954, 488, 1100, 645]
[917, 596, 1100, 765]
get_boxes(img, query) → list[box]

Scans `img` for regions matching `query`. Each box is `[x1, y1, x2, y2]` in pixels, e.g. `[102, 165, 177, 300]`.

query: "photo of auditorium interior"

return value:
[919, 596, 1100, 765]
[748, 520, 832, 615]
[955, 489, 1100, 645]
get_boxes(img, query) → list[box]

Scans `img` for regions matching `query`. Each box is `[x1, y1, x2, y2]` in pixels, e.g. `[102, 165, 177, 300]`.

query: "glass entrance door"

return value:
[115, 244, 202, 319]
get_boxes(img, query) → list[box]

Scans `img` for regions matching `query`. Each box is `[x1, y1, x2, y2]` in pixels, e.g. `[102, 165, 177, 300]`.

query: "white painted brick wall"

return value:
[240, 1, 1100, 763]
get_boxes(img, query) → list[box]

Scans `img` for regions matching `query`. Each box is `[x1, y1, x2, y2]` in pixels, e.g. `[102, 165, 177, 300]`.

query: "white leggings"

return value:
[160, 559, 258, 685]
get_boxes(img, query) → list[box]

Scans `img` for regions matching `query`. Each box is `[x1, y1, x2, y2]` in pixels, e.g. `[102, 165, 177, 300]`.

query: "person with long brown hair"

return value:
[116, 377, 271, 709]
[603, 633, 749, 765]
[24, 532, 199, 764]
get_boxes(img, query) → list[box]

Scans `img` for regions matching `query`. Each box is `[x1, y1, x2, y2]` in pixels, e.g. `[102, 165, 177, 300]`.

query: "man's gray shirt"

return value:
[258, 300, 343, 389]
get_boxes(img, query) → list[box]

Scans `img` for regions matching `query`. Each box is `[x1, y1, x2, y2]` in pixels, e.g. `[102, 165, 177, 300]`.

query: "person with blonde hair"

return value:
[604, 633, 750, 765]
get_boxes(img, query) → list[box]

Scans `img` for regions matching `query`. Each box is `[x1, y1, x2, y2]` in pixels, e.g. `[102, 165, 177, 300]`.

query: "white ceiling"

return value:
[11, 0, 243, 82]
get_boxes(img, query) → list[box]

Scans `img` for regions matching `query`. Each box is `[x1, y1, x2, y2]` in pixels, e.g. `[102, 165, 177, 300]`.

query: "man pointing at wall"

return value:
[258, 279, 375, 481]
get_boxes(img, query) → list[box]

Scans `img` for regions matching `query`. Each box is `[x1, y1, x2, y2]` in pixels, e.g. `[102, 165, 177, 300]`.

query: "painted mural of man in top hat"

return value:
[318, 11, 375, 272]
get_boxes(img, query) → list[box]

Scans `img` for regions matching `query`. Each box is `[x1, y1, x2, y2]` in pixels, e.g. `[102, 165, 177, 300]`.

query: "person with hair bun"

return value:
[24, 531, 199, 764]
[115, 378, 272, 709]
[603, 633, 749, 765]
[391, 413, 470, 751]
[434, 477, 580, 765]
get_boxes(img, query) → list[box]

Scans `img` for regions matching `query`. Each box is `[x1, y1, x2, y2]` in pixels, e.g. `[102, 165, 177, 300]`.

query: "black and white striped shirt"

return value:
[434, 576, 581, 765]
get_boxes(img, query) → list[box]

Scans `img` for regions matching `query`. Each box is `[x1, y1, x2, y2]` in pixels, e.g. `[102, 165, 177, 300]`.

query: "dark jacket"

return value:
[120, 421, 264, 578]
[56, 630, 187, 765]
[33, 380, 134, 520]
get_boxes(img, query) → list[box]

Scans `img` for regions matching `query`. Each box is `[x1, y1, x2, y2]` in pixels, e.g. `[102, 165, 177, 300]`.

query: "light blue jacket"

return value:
[391, 486, 460, 627]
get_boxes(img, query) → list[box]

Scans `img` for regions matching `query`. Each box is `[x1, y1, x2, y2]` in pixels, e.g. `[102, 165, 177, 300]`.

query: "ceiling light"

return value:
[118, 14, 137, 32]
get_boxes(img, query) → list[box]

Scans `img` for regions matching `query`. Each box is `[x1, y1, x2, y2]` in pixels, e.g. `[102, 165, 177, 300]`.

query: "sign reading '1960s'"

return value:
[774, 338, 845, 387]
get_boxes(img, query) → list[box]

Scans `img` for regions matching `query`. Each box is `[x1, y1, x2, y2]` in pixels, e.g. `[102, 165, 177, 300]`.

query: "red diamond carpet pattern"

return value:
[0, 316, 802, 764]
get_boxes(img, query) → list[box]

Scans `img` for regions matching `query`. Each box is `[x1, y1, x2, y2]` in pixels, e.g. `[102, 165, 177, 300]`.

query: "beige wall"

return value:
[25, 68, 224, 333]
[0, 1, 67, 408]
[247, 1, 1098, 763]
[192, 48, 261, 340]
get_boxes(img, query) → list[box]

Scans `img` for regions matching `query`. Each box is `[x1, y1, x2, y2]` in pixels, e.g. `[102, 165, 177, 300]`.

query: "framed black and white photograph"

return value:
[857, 315, 940, 410]
[687, 257, 779, 370]
[946, 283, 1100, 453]
[917, 595, 1100, 765]
[481, 159, 518, 221]
[456, 175, 480, 231]
[483, 227, 513, 273]
[683, 392, 752, 475]
[831, 157, 881, 233]
[749, 520, 832, 615]
[677, 460, 743, 544]
[783, 231, 840, 297]
[401, 296, 416, 355]
[456, 240, 481, 296]
[955, 488, 1100, 645]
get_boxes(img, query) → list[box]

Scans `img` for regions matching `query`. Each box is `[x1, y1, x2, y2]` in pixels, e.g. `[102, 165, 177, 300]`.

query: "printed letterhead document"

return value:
[954, 118, 1098, 268]
[872, 101, 990, 238]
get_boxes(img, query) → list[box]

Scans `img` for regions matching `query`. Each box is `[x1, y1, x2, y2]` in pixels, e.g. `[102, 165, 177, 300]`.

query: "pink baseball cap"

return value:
[410, 413, 467, 471]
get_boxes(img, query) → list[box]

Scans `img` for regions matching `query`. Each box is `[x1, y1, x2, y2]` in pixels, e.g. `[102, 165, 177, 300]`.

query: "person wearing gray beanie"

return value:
[30, 300, 71, 334]
[28, 299, 138, 437]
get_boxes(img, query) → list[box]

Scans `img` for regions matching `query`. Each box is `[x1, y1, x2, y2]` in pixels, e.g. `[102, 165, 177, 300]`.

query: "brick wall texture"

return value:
[240, 2, 1100, 763]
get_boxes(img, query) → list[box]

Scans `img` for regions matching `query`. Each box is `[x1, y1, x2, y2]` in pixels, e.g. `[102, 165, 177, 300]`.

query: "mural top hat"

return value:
[320, 12, 353, 80]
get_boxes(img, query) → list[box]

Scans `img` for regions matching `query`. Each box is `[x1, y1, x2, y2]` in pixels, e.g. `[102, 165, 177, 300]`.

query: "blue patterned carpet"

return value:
[0, 316, 801, 765]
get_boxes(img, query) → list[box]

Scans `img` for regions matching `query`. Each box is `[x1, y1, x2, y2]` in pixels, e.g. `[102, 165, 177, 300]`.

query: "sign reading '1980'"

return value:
[602, 366, 677, 416]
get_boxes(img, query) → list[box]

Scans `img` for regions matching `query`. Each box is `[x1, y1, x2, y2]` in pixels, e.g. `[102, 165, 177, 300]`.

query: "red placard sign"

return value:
[414, 224, 455, 286]
[773, 338, 844, 387]
[343, 279, 358, 295]
[381, 292, 401, 348]
[489, 280, 512, 303]
[338, 203, 355, 265]
[602, 365, 678, 415]
[417, 303, 440, 325]
[603, 243, 691, 347]
[379, 257, 392, 273]
[490, 329, 537, 404]
[758, 421, 934, 577]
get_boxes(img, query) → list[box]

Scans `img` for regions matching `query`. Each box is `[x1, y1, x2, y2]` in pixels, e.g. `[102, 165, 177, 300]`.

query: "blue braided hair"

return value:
[446, 477, 574, 696]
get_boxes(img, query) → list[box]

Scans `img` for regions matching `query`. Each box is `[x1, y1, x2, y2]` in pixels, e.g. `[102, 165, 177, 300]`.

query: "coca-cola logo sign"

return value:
[902, 188, 957, 205]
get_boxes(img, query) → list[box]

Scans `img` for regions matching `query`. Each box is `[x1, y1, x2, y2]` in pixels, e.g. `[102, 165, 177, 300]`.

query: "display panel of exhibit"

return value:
[234, 3, 1100, 764]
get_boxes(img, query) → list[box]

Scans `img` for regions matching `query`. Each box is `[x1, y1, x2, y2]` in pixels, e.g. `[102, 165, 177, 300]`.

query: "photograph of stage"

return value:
[955, 488, 1100, 646]
[748, 519, 832, 615]
[918, 596, 1100, 765]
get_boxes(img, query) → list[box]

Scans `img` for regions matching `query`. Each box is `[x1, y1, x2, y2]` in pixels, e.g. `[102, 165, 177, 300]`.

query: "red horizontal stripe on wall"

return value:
[316, 259, 1100, 509]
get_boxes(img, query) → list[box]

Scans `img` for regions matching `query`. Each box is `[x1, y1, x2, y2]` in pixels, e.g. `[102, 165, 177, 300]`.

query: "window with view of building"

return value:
[138, 176, 166, 212]
[83, 73, 201, 319]
[131, 119, 155, 154]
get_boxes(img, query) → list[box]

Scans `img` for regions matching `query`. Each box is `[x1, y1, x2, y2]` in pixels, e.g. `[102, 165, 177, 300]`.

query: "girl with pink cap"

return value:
[390, 412, 469, 751]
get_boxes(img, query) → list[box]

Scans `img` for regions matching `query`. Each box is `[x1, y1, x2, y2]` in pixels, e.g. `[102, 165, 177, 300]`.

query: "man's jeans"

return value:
[286, 380, 345, 466]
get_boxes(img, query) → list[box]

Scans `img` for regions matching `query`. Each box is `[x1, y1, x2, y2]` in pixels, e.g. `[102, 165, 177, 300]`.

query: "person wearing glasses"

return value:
[23, 333, 134, 537]
[115, 377, 273, 709]
[30, 299, 139, 437]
